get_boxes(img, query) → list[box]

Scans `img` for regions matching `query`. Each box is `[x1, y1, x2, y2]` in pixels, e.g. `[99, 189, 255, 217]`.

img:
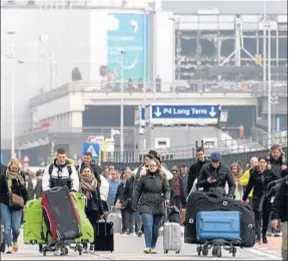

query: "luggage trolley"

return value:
[196, 239, 240, 258]
[195, 210, 241, 258]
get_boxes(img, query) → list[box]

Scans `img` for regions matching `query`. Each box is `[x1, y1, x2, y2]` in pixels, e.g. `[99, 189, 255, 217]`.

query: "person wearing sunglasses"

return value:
[131, 157, 170, 254]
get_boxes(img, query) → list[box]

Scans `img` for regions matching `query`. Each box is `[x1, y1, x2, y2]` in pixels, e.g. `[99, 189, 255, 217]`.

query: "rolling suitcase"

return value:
[70, 193, 94, 244]
[185, 192, 255, 247]
[107, 208, 122, 234]
[163, 207, 182, 254]
[94, 220, 114, 252]
[42, 186, 81, 241]
[163, 222, 182, 254]
[23, 199, 47, 244]
[196, 211, 241, 241]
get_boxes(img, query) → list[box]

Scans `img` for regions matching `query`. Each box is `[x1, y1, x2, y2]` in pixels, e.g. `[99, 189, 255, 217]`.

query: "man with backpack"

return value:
[42, 148, 79, 192]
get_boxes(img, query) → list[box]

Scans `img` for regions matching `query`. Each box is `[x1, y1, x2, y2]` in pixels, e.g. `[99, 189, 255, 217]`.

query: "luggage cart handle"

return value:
[49, 187, 63, 193]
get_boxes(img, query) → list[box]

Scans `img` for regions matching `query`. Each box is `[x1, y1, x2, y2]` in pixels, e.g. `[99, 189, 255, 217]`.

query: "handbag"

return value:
[7, 178, 24, 208]
[9, 193, 24, 208]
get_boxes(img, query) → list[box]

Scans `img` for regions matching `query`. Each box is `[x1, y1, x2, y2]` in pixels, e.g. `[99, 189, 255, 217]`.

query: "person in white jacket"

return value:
[42, 148, 79, 192]
[99, 174, 109, 202]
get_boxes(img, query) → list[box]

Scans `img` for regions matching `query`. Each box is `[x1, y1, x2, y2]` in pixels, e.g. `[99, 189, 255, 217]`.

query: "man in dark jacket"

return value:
[77, 152, 102, 184]
[271, 177, 288, 260]
[267, 144, 287, 178]
[187, 147, 209, 195]
[197, 152, 236, 198]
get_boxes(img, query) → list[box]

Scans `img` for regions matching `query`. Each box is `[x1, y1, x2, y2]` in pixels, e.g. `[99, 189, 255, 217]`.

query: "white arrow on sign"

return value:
[87, 145, 98, 157]
[154, 107, 162, 117]
[209, 106, 217, 117]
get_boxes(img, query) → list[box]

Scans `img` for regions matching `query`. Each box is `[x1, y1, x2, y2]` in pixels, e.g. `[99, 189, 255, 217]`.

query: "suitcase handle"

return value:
[198, 219, 235, 231]
[49, 186, 63, 193]
[207, 192, 222, 199]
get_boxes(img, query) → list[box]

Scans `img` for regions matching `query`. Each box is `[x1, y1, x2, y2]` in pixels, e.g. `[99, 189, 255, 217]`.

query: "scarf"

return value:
[80, 174, 97, 199]
[6, 170, 25, 193]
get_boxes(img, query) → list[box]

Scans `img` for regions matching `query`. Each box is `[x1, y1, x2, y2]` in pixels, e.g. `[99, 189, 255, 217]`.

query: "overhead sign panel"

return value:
[148, 105, 221, 125]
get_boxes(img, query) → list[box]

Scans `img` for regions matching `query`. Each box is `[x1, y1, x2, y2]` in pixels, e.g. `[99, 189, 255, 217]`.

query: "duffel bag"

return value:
[184, 192, 255, 247]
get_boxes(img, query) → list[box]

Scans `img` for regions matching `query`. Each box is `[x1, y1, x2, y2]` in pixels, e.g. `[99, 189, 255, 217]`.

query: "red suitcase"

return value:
[42, 186, 81, 241]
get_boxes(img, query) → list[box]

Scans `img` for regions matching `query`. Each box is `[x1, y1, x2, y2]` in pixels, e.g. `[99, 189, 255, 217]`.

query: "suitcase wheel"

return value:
[76, 245, 83, 256]
[60, 246, 69, 256]
[202, 247, 208, 256]
[164, 250, 168, 254]
[216, 247, 222, 258]
[231, 247, 237, 257]
[196, 246, 202, 256]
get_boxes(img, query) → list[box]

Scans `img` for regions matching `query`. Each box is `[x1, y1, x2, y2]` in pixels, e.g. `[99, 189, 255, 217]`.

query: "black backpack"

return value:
[48, 164, 72, 177]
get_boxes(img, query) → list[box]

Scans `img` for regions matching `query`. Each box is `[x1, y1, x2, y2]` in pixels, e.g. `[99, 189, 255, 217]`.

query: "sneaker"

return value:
[13, 242, 19, 252]
[262, 236, 268, 244]
[150, 248, 157, 254]
[144, 248, 151, 254]
[6, 247, 13, 254]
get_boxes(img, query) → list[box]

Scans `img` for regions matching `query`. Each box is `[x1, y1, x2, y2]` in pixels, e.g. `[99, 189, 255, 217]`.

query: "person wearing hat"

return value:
[196, 152, 235, 198]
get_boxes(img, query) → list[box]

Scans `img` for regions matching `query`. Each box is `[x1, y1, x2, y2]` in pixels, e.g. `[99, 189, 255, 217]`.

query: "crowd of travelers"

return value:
[0, 144, 287, 259]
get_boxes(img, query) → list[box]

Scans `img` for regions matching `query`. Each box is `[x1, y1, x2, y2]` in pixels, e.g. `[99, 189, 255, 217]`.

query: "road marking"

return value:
[245, 248, 281, 260]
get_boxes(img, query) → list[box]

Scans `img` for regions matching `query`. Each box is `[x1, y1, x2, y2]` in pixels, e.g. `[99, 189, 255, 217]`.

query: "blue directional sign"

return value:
[141, 107, 145, 121]
[150, 105, 221, 125]
[82, 142, 101, 163]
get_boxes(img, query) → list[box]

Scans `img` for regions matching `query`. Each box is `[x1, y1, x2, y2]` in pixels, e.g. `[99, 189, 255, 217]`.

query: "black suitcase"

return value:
[94, 220, 114, 252]
[42, 186, 81, 241]
[184, 192, 255, 247]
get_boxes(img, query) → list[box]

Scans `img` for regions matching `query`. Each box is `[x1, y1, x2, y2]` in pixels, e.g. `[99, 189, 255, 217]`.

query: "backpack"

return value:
[48, 164, 72, 177]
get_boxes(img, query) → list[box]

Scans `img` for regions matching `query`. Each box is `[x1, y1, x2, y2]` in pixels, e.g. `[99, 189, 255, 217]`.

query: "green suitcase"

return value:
[71, 193, 94, 244]
[23, 199, 48, 245]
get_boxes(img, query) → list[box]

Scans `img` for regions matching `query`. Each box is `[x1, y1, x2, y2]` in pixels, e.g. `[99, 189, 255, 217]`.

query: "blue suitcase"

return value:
[196, 211, 241, 241]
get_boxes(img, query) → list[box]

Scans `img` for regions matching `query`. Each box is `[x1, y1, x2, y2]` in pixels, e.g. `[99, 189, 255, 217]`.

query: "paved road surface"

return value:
[2, 231, 282, 260]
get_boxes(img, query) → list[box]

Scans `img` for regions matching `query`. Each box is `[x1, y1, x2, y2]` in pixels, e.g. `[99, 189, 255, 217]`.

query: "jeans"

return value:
[141, 213, 162, 249]
[0, 203, 23, 247]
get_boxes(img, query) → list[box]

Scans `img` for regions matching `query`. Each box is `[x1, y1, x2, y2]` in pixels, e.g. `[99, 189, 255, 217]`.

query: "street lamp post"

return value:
[120, 49, 125, 161]
[11, 43, 15, 159]
[267, 23, 272, 148]
[7, 31, 17, 158]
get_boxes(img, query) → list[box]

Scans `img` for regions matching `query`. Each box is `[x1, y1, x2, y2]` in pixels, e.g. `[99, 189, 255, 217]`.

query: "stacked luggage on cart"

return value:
[184, 192, 256, 258]
[23, 186, 94, 256]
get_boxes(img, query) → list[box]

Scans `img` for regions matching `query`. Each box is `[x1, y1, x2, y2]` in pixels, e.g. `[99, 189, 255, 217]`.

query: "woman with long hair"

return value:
[132, 157, 170, 254]
[242, 156, 277, 244]
[79, 166, 103, 252]
[0, 158, 28, 254]
[230, 162, 243, 200]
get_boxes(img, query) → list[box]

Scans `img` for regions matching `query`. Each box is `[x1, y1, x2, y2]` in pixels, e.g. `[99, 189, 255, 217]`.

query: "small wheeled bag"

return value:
[163, 207, 182, 254]
[94, 219, 114, 252]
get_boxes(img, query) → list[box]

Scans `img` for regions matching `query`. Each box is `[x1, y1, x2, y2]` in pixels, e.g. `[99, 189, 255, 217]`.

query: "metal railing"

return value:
[101, 132, 288, 163]
[29, 80, 287, 108]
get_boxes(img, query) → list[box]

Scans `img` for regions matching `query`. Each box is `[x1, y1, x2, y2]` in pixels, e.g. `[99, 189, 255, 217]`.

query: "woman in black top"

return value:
[242, 156, 277, 244]
[0, 158, 28, 254]
[132, 157, 170, 254]
[79, 166, 103, 252]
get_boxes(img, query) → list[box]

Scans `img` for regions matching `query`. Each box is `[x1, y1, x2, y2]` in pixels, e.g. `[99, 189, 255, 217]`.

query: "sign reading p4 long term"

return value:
[150, 105, 221, 125]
